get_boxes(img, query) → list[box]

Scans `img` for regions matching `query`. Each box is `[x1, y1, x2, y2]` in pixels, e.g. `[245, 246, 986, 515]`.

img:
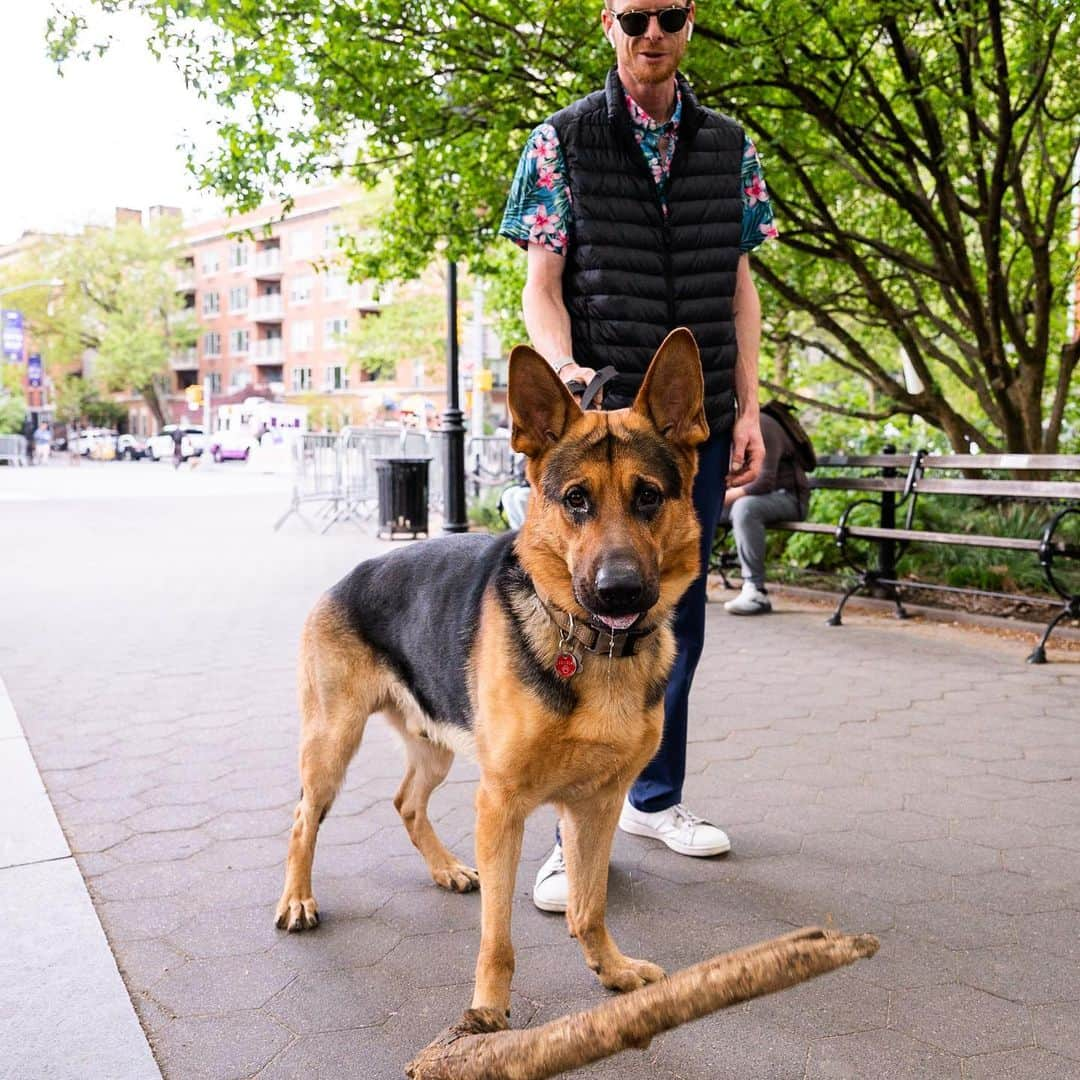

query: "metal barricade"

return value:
[273, 432, 343, 532]
[467, 435, 514, 494]
[333, 426, 404, 528]
[273, 428, 515, 533]
[427, 430, 447, 513]
[0, 434, 28, 466]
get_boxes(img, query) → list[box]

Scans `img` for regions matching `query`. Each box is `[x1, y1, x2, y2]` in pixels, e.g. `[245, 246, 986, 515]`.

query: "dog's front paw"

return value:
[596, 955, 665, 993]
[431, 860, 480, 893]
[275, 892, 319, 931]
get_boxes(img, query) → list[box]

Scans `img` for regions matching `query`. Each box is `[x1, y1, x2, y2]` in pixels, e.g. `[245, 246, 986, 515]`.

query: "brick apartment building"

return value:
[4, 185, 507, 438]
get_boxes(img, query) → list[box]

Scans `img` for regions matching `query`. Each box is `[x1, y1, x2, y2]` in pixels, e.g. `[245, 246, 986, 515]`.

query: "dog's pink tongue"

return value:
[596, 613, 640, 631]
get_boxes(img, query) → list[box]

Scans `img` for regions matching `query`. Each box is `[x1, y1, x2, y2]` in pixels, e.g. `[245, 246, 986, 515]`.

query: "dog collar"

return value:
[539, 598, 657, 660]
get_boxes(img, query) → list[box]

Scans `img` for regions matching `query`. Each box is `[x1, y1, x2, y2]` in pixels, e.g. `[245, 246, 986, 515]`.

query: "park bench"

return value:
[713, 450, 1080, 664]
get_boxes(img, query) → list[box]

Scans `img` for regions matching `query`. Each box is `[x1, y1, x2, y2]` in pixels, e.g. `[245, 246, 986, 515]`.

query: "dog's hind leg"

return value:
[275, 601, 373, 932]
[391, 723, 479, 893]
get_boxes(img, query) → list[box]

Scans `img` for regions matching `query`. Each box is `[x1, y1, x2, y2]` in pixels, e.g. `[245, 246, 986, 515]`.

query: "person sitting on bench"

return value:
[720, 405, 812, 614]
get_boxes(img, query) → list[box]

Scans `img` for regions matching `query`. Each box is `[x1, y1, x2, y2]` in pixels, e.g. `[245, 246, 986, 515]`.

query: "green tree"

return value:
[0, 366, 27, 435]
[347, 291, 446, 383]
[12, 219, 195, 427]
[49, 1, 1080, 452]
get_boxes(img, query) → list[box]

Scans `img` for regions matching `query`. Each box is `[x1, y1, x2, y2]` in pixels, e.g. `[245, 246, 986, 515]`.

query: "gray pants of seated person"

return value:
[719, 489, 803, 590]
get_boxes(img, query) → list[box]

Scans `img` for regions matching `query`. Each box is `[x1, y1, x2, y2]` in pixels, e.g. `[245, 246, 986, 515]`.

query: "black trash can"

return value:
[375, 457, 431, 539]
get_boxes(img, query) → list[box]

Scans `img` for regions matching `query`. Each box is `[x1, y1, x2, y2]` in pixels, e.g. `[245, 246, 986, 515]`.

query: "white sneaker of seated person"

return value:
[533, 803, 731, 913]
[724, 581, 772, 615]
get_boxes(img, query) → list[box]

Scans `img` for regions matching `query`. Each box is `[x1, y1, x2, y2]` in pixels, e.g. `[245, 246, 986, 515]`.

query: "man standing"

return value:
[501, 0, 776, 912]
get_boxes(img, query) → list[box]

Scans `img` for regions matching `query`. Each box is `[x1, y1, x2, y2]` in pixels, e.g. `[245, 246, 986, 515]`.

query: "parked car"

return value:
[208, 429, 256, 462]
[146, 425, 206, 461]
[74, 428, 117, 457]
[115, 434, 148, 461]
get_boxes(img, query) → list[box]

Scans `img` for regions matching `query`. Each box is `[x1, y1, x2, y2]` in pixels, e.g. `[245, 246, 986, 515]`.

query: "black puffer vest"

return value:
[550, 68, 745, 434]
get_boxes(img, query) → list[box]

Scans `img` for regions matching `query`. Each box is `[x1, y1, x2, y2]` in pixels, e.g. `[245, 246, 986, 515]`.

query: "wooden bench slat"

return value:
[924, 454, 1080, 470]
[768, 522, 1078, 555]
[808, 476, 1080, 498]
[840, 526, 1045, 551]
[915, 478, 1080, 499]
[815, 454, 914, 468]
[810, 476, 906, 492]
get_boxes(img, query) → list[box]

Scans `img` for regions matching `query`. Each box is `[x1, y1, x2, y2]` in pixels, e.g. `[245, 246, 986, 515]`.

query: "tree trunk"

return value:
[140, 381, 168, 429]
[406, 927, 879, 1080]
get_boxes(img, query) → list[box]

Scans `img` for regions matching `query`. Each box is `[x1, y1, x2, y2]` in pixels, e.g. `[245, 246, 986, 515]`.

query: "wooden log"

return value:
[405, 926, 879, 1079]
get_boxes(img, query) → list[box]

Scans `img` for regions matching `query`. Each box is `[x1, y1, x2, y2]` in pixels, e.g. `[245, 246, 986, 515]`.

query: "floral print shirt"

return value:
[501, 83, 778, 257]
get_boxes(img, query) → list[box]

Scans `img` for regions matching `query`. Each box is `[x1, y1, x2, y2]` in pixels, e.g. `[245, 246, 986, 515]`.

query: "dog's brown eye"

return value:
[564, 487, 589, 513]
[637, 485, 663, 511]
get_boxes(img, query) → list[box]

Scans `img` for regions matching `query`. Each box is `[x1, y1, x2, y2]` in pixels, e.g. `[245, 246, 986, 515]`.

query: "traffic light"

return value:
[185, 384, 203, 409]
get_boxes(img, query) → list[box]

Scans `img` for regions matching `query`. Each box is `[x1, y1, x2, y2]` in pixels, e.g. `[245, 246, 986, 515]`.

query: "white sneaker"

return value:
[619, 800, 731, 856]
[533, 842, 568, 913]
[724, 582, 772, 615]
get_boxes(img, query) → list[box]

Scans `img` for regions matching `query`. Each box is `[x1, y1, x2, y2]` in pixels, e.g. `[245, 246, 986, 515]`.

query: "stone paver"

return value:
[1, 463, 1079, 1078]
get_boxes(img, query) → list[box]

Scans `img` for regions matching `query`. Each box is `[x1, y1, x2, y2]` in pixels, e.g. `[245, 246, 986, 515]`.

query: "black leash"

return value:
[565, 366, 618, 412]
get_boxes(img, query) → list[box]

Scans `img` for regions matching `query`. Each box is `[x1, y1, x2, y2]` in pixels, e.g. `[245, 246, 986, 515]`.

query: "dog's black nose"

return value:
[594, 558, 645, 613]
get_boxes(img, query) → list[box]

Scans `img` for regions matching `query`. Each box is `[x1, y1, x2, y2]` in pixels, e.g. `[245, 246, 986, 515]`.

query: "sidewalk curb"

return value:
[0, 675, 161, 1080]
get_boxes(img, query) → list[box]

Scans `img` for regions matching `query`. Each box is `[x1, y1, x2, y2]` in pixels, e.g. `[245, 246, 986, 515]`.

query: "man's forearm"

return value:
[733, 255, 761, 418]
[522, 278, 574, 367]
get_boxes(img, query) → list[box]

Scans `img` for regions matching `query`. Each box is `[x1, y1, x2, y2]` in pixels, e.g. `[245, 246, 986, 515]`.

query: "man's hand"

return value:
[560, 362, 601, 405]
[727, 411, 764, 487]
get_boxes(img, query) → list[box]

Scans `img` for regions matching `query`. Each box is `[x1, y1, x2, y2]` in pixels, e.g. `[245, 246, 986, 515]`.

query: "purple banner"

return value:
[27, 353, 42, 388]
[2, 309, 25, 362]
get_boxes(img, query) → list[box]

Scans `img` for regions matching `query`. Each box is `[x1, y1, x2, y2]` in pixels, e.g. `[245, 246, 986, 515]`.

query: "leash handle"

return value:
[565, 366, 619, 411]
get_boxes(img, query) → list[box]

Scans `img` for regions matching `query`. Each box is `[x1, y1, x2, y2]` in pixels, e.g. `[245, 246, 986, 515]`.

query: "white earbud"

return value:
[607, 28, 616, 46]
[687, 21, 694, 41]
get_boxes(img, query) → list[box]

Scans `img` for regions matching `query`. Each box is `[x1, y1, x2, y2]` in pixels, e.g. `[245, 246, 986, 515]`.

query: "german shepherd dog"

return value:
[275, 328, 710, 1016]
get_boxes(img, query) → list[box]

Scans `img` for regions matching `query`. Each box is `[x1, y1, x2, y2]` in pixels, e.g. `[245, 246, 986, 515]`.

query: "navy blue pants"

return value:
[629, 432, 731, 813]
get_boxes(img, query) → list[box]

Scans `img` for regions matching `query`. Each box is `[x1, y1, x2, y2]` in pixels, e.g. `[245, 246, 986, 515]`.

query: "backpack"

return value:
[761, 400, 817, 472]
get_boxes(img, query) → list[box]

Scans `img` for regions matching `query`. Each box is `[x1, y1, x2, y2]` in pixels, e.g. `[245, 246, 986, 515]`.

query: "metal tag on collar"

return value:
[555, 612, 581, 679]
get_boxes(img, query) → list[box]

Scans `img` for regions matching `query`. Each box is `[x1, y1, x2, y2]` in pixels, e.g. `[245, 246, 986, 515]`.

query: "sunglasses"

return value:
[608, 5, 691, 37]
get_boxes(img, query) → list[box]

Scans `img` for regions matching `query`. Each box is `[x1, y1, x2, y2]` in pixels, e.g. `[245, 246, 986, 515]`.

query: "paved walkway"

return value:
[1, 463, 1078, 1079]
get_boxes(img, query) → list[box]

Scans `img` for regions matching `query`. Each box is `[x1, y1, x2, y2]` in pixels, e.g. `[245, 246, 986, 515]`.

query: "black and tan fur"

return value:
[276, 328, 711, 1015]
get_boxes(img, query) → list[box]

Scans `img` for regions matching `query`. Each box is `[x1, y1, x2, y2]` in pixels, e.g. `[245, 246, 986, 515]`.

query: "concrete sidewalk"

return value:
[1, 471, 1078, 1079]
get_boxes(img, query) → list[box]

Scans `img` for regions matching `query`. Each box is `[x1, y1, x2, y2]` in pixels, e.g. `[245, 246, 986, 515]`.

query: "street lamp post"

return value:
[441, 259, 468, 533]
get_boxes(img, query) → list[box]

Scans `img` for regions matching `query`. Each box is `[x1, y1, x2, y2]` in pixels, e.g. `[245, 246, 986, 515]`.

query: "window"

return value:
[325, 365, 350, 391]
[229, 329, 250, 355]
[230, 370, 251, 390]
[323, 222, 343, 250]
[229, 242, 249, 268]
[202, 291, 220, 316]
[208, 372, 222, 394]
[203, 331, 222, 356]
[289, 276, 313, 304]
[323, 271, 348, 301]
[228, 285, 249, 312]
[324, 316, 349, 344]
[291, 366, 314, 392]
[290, 320, 314, 352]
[291, 230, 313, 257]
[201, 250, 219, 275]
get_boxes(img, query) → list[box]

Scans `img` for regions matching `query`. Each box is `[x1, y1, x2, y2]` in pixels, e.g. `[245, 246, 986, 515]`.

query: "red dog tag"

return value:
[554, 652, 579, 679]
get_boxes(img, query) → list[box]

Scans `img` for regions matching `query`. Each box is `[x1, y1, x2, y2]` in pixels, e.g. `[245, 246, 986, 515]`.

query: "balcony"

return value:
[253, 247, 283, 279]
[170, 347, 199, 371]
[253, 338, 285, 362]
[350, 281, 386, 312]
[252, 294, 284, 321]
[175, 268, 196, 292]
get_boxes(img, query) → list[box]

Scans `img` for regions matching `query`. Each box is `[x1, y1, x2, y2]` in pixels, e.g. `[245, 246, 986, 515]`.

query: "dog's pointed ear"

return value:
[508, 345, 583, 457]
[632, 328, 710, 448]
